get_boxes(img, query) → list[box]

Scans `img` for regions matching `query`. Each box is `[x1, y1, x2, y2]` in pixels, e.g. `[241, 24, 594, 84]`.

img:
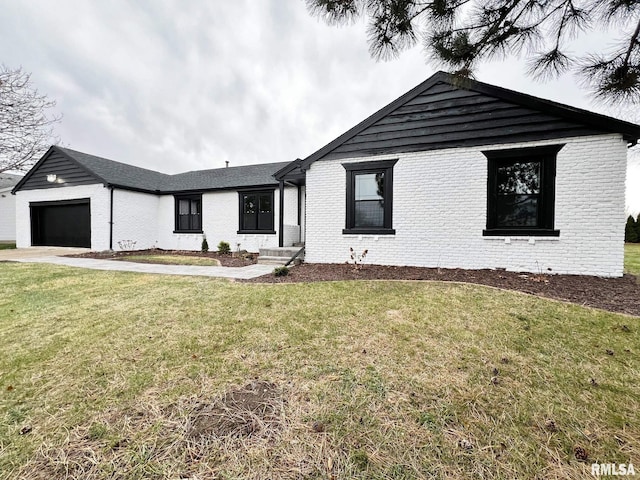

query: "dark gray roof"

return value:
[58, 147, 171, 191]
[169, 162, 290, 192]
[0, 173, 23, 190]
[53, 147, 288, 193]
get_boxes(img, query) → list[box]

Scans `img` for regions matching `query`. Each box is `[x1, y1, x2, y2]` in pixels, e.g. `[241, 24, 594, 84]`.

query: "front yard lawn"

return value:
[625, 243, 640, 276]
[0, 242, 16, 250]
[0, 263, 638, 479]
[116, 254, 221, 266]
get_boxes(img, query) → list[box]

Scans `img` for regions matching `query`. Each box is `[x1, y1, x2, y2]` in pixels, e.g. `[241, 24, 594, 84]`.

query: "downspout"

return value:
[278, 179, 284, 247]
[297, 184, 302, 244]
[109, 186, 114, 250]
[297, 185, 301, 226]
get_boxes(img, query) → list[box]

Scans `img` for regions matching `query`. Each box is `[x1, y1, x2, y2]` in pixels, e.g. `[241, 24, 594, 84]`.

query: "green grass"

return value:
[625, 243, 640, 276]
[116, 254, 221, 266]
[0, 263, 638, 479]
[0, 242, 16, 250]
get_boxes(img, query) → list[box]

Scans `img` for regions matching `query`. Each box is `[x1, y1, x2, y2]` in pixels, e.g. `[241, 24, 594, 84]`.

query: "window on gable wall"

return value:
[343, 159, 397, 235]
[174, 194, 202, 233]
[238, 190, 275, 233]
[483, 145, 563, 236]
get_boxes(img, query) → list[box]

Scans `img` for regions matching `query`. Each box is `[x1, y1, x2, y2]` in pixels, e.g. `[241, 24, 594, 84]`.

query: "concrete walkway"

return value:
[0, 248, 276, 280]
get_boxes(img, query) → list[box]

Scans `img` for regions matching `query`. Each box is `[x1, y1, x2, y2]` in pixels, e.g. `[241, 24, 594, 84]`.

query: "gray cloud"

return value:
[1, 0, 638, 212]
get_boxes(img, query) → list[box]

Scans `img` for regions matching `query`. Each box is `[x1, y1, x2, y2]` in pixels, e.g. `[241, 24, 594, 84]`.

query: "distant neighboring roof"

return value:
[0, 173, 23, 190]
[13, 146, 290, 194]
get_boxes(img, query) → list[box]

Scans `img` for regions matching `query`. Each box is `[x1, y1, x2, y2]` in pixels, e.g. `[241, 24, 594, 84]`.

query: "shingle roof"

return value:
[168, 162, 291, 192]
[58, 147, 171, 191]
[56, 147, 289, 193]
[0, 173, 23, 190]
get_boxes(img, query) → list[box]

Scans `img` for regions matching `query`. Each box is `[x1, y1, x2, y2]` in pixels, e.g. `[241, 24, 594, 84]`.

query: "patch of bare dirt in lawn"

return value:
[19, 380, 299, 479]
[67, 248, 257, 267]
[242, 263, 640, 317]
[187, 380, 284, 439]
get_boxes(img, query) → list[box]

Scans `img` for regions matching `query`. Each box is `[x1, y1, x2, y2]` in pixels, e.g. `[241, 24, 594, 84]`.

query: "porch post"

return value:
[278, 179, 284, 247]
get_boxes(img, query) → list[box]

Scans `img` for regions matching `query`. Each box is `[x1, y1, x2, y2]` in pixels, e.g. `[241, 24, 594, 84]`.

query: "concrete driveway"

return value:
[0, 247, 90, 260]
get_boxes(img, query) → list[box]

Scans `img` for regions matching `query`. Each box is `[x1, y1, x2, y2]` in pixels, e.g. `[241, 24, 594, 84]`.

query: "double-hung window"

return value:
[174, 194, 202, 233]
[343, 159, 397, 235]
[483, 145, 562, 236]
[238, 190, 275, 233]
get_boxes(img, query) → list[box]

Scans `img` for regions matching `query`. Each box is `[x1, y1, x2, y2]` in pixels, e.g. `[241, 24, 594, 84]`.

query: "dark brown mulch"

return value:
[242, 263, 640, 317]
[66, 248, 257, 267]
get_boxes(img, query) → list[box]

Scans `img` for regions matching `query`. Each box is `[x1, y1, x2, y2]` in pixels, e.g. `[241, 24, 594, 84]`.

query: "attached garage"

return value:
[30, 199, 91, 248]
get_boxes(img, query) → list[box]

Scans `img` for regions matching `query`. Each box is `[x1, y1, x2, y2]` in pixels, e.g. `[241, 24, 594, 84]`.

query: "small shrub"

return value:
[273, 266, 289, 277]
[217, 241, 231, 254]
[201, 234, 209, 253]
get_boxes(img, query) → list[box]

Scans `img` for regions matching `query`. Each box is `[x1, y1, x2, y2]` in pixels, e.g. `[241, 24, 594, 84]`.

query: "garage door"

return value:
[30, 199, 91, 248]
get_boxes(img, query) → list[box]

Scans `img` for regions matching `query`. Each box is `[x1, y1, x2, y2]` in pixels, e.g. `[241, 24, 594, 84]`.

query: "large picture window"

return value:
[483, 145, 563, 236]
[238, 190, 275, 233]
[343, 159, 397, 235]
[174, 194, 202, 233]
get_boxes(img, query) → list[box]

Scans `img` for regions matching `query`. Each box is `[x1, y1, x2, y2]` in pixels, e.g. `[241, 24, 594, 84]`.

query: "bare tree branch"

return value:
[306, 0, 640, 104]
[0, 65, 61, 173]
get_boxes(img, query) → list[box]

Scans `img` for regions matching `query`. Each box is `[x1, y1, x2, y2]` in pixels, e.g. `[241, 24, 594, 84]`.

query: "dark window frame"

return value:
[237, 188, 276, 234]
[483, 145, 563, 237]
[343, 159, 397, 235]
[174, 194, 203, 233]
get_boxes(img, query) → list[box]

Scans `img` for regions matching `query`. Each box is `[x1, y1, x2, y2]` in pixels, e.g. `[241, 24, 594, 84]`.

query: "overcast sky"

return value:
[1, 0, 639, 214]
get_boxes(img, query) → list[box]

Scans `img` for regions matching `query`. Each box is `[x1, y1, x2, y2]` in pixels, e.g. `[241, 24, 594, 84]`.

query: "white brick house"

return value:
[274, 72, 640, 277]
[12, 72, 640, 276]
[13, 147, 301, 253]
[301, 134, 627, 276]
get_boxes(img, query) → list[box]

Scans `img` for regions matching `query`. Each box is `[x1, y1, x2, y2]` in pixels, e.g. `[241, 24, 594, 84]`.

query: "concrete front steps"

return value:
[257, 246, 304, 265]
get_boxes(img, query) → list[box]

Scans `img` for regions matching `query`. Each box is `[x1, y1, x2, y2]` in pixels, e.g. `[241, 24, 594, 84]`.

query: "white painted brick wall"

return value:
[0, 188, 16, 241]
[112, 189, 160, 251]
[15, 184, 301, 253]
[305, 134, 628, 277]
[300, 185, 306, 243]
[283, 225, 300, 246]
[156, 186, 299, 252]
[282, 185, 300, 246]
[15, 184, 111, 250]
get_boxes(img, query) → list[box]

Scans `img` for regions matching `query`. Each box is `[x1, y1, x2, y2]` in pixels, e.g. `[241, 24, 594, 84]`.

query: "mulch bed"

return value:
[67, 248, 257, 268]
[65, 249, 639, 317]
[242, 263, 640, 317]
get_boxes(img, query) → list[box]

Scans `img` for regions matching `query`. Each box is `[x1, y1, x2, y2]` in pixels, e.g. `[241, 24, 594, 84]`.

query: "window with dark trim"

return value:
[238, 190, 275, 233]
[174, 194, 202, 233]
[483, 145, 563, 236]
[343, 159, 397, 235]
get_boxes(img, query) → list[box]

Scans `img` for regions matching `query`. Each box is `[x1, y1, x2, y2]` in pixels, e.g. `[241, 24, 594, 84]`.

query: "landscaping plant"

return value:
[217, 241, 231, 254]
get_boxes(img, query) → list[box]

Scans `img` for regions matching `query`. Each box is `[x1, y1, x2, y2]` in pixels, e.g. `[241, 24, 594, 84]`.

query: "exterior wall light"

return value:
[47, 174, 57, 183]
